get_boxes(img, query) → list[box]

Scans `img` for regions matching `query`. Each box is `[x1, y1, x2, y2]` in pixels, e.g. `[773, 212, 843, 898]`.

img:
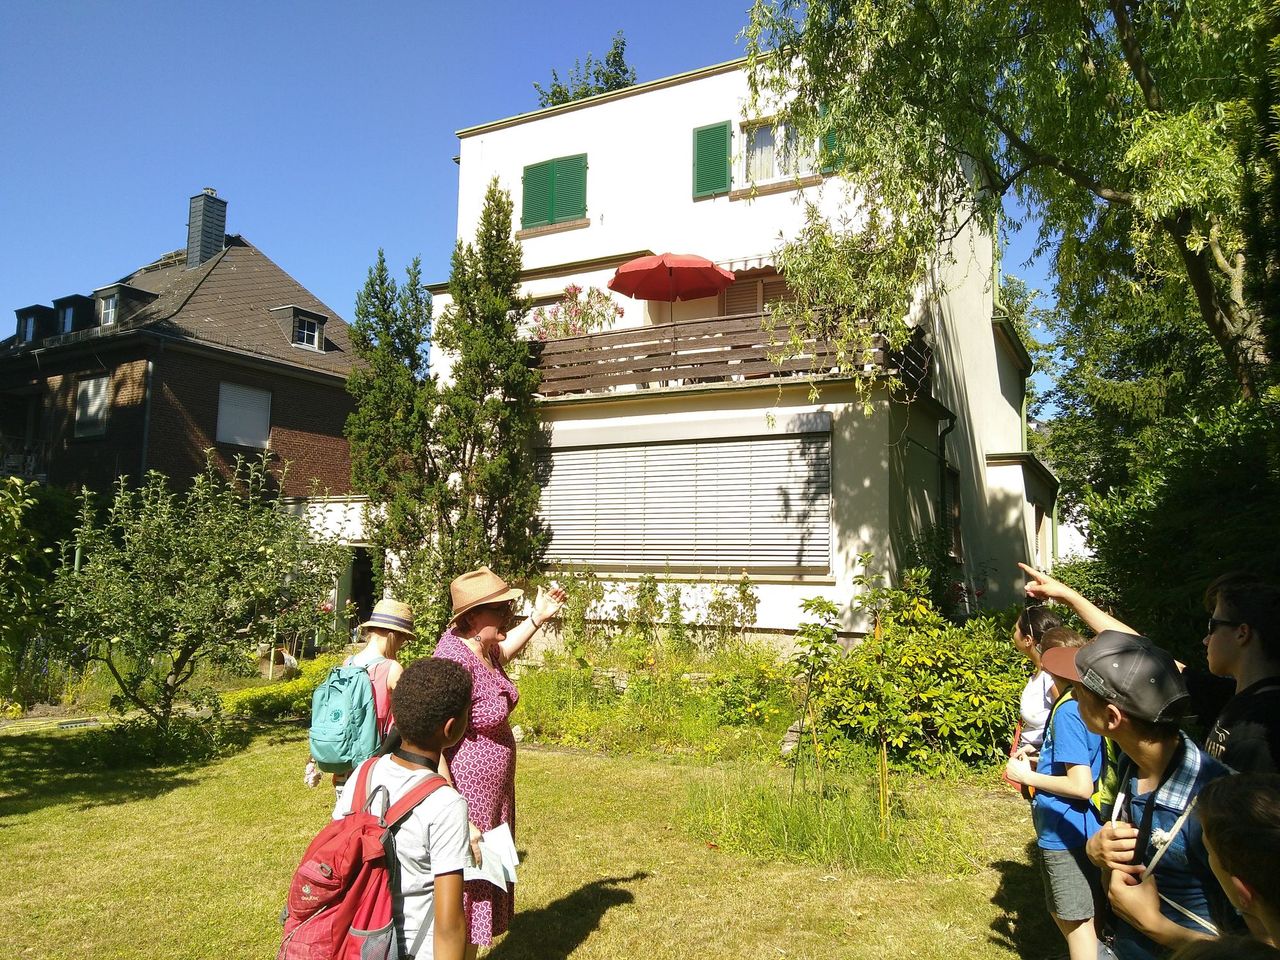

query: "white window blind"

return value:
[216, 382, 271, 448]
[540, 433, 831, 572]
[75, 375, 108, 437]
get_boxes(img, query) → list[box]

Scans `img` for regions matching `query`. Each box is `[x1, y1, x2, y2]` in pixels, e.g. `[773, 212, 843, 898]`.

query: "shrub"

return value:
[528, 284, 623, 340]
[801, 561, 1026, 772]
[84, 692, 250, 766]
[222, 654, 343, 720]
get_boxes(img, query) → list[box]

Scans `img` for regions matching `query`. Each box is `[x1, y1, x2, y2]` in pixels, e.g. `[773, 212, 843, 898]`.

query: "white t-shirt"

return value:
[1018, 670, 1055, 751]
[334, 756, 469, 959]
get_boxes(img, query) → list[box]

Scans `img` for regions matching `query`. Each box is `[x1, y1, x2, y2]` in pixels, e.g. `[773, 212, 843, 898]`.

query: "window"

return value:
[17, 316, 34, 342]
[60, 306, 74, 334]
[742, 120, 815, 184]
[293, 316, 319, 349]
[75, 375, 108, 438]
[215, 382, 271, 448]
[692, 121, 732, 198]
[98, 295, 117, 326]
[722, 275, 792, 315]
[539, 433, 832, 572]
[521, 154, 587, 229]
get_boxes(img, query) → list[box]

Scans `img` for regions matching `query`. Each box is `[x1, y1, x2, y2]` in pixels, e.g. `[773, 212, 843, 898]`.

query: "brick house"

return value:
[0, 189, 375, 622]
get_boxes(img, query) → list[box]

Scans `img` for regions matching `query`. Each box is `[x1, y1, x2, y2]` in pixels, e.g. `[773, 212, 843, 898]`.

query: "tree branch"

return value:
[101, 652, 162, 723]
[1107, 0, 1163, 113]
[974, 101, 1136, 205]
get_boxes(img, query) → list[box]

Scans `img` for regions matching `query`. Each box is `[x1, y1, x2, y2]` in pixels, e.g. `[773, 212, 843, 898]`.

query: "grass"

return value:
[0, 724, 1060, 959]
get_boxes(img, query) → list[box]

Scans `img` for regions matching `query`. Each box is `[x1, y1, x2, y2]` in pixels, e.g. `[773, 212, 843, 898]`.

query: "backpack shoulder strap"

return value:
[383, 775, 449, 828]
[350, 757, 377, 813]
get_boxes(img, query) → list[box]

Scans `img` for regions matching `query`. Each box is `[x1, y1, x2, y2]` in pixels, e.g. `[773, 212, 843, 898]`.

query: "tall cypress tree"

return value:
[345, 251, 437, 594]
[420, 179, 546, 637]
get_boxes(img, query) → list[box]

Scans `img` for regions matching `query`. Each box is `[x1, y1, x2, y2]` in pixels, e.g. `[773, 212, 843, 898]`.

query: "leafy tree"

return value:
[345, 251, 437, 583]
[51, 457, 345, 733]
[746, 0, 1274, 398]
[391, 181, 547, 640]
[534, 31, 638, 107]
[0, 478, 50, 706]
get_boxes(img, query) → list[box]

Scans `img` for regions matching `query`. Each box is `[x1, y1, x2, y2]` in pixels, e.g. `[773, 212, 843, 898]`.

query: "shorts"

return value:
[1038, 844, 1102, 922]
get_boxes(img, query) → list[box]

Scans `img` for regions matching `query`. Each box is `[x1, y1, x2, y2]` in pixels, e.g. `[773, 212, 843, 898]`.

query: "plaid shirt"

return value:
[1113, 731, 1210, 817]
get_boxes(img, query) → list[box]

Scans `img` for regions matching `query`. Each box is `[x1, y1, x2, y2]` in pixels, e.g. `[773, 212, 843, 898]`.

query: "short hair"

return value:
[1039, 626, 1088, 652]
[1169, 936, 1280, 960]
[1197, 773, 1280, 911]
[1204, 574, 1280, 661]
[1018, 604, 1063, 646]
[390, 658, 473, 748]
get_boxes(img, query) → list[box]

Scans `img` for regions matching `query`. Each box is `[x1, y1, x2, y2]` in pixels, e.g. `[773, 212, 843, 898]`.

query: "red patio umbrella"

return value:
[608, 253, 735, 321]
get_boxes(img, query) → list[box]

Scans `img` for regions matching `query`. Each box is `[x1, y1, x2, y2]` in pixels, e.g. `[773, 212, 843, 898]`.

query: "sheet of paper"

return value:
[463, 822, 520, 889]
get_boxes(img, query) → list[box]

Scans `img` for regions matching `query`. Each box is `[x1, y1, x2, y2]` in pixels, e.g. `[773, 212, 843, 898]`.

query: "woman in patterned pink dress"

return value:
[433, 566, 566, 957]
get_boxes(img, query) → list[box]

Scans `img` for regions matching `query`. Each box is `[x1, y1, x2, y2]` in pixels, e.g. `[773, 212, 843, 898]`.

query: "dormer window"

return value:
[60, 305, 75, 334]
[294, 315, 319, 349]
[18, 316, 35, 342]
[99, 295, 118, 327]
[272, 305, 327, 352]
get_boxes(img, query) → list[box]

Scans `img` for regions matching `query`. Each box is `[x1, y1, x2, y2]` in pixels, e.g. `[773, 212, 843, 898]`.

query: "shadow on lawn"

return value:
[987, 840, 1062, 958]
[485, 871, 650, 960]
[0, 731, 200, 822]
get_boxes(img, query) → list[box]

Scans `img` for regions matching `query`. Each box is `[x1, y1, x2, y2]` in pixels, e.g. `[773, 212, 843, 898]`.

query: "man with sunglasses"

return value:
[1019, 564, 1280, 776]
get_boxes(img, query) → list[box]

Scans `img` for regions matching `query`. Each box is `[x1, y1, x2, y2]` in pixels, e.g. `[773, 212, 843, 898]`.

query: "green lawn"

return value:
[0, 727, 1058, 959]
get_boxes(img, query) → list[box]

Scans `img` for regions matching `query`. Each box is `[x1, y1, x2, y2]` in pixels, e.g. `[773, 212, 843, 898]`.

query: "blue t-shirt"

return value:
[1032, 695, 1104, 850]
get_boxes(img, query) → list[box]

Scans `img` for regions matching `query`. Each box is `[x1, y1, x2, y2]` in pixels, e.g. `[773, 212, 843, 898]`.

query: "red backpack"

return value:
[279, 758, 447, 960]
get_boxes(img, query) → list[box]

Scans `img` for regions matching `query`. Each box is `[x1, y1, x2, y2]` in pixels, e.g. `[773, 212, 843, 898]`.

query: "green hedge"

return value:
[221, 654, 342, 720]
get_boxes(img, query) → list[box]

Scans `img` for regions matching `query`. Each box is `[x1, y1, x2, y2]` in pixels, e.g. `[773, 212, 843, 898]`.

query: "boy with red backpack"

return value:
[282, 657, 473, 960]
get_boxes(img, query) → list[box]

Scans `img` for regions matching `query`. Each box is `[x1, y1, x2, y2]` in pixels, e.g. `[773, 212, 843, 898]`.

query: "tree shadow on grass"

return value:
[988, 840, 1063, 958]
[0, 730, 200, 823]
[484, 871, 650, 960]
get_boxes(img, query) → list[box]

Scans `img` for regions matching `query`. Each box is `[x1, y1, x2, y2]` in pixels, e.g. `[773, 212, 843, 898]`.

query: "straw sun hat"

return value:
[448, 566, 524, 626]
[358, 598, 416, 638]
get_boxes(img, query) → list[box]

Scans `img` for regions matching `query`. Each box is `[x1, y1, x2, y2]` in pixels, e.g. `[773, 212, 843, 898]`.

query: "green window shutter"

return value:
[522, 160, 553, 228]
[818, 105, 841, 175]
[692, 121, 731, 198]
[552, 154, 587, 223]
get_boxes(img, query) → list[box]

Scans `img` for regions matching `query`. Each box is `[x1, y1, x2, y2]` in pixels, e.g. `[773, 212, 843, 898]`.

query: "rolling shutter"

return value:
[723, 279, 761, 315]
[539, 433, 832, 572]
[552, 154, 587, 222]
[522, 160, 553, 228]
[692, 121, 732, 198]
[216, 381, 272, 449]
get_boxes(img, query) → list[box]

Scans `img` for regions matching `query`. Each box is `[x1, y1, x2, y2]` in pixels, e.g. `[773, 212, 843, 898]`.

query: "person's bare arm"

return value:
[1018, 562, 1139, 636]
[385, 660, 404, 691]
[496, 585, 567, 664]
[1005, 757, 1093, 800]
[1086, 821, 1144, 877]
[1108, 872, 1213, 949]
[432, 872, 467, 960]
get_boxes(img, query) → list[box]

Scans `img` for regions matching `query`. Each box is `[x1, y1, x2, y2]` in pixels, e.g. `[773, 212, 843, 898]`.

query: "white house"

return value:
[429, 58, 1058, 633]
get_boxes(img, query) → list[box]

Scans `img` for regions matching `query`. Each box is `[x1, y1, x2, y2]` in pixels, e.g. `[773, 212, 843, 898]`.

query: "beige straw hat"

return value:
[448, 566, 524, 626]
[358, 598, 416, 638]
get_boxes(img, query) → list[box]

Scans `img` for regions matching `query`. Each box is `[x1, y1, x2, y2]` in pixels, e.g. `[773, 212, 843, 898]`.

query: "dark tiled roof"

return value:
[3, 235, 357, 378]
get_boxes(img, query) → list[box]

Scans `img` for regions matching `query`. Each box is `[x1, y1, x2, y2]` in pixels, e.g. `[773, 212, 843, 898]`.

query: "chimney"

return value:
[186, 188, 227, 268]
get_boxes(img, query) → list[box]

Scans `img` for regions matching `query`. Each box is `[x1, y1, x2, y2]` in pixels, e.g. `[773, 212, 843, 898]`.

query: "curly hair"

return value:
[390, 658, 473, 749]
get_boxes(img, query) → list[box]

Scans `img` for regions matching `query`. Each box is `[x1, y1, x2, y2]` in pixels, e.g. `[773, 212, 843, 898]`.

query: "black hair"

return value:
[1205, 573, 1280, 662]
[1197, 773, 1280, 912]
[1018, 604, 1063, 646]
[390, 658, 473, 749]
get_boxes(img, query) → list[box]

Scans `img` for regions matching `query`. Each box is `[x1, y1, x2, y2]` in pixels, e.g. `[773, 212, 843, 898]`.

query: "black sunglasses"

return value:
[1207, 617, 1242, 633]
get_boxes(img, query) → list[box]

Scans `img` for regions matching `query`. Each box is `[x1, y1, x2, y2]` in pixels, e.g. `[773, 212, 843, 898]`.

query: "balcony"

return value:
[531, 311, 930, 399]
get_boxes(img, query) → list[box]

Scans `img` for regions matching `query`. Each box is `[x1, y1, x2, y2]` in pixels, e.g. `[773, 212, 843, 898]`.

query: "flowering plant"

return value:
[529, 284, 623, 340]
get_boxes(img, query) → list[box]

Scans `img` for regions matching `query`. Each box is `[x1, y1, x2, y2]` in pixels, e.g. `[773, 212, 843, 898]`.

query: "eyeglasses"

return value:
[1207, 617, 1242, 634]
[477, 601, 515, 619]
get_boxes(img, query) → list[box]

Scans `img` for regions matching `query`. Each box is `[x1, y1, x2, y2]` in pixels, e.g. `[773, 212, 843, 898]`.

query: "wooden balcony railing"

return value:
[532, 312, 930, 398]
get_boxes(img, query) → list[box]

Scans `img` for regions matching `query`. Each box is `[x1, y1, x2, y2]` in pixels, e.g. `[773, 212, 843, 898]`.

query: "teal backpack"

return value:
[309, 658, 386, 774]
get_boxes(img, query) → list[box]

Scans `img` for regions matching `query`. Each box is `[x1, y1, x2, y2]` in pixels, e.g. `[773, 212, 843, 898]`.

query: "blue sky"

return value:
[0, 0, 1050, 338]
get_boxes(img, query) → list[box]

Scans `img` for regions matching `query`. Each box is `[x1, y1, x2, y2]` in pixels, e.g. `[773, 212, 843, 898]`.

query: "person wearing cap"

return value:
[1055, 631, 1234, 959]
[432, 567, 566, 958]
[1020, 563, 1280, 775]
